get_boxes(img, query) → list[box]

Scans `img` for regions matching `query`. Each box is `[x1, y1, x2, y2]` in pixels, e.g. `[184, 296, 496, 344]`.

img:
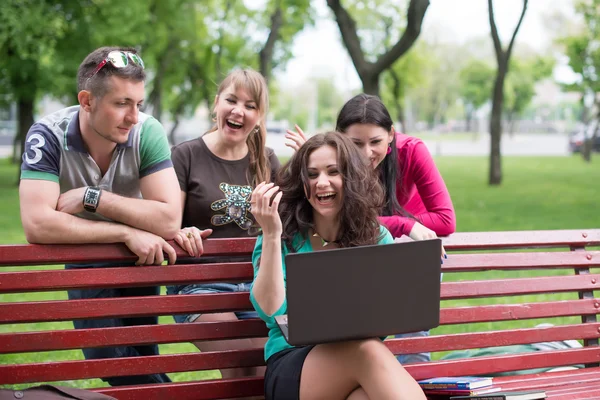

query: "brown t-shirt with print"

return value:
[171, 136, 281, 238]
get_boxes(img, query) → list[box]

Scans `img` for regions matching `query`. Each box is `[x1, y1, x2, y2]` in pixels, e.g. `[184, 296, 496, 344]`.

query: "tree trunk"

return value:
[361, 73, 380, 97]
[259, 3, 283, 82]
[489, 67, 506, 185]
[465, 107, 472, 132]
[487, 0, 528, 186]
[581, 120, 598, 162]
[149, 76, 163, 121]
[388, 68, 406, 132]
[13, 96, 35, 183]
[327, 0, 429, 98]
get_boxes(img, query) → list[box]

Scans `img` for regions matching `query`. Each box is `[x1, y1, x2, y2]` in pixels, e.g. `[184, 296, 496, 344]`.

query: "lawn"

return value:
[0, 155, 599, 387]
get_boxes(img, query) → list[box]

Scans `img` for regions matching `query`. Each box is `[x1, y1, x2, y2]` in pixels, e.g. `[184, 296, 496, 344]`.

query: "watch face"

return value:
[84, 187, 101, 211]
[87, 190, 99, 203]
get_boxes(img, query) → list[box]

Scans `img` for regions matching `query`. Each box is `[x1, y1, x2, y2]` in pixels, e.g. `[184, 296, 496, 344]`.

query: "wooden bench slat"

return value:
[3, 251, 599, 294]
[2, 321, 594, 356]
[406, 347, 600, 381]
[495, 366, 600, 388]
[0, 349, 265, 385]
[442, 251, 600, 272]
[0, 320, 268, 353]
[0, 238, 256, 266]
[2, 229, 599, 267]
[386, 323, 600, 354]
[7, 346, 594, 387]
[424, 367, 600, 399]
[0, 293, 252, 323]
[32, 272, 594, 304]
[441, 299, 600, 324]
[0, 263, 254, 293]
[442, 274, 600, 299]
[95, 377, 264, 400]
[439, 229, 600, 249]
[3, 296, 598, 325]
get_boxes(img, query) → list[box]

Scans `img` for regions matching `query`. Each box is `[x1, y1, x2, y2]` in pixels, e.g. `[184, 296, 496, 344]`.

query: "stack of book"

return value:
[418, 376, 501, 397]
[449, 391, 547, 399]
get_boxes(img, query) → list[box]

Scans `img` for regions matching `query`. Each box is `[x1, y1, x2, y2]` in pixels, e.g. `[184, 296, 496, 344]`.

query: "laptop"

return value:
[274, 238, 442, 346]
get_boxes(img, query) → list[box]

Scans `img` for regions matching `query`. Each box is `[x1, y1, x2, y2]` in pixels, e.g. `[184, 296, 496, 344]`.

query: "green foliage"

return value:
[265, 0, 315, 73]
[407, 42, 467, 127]
[344, 0, 406, 62]
[504, 56, 554, 119]
[560, 0, 600, 99]
[459, 60, 494, 111]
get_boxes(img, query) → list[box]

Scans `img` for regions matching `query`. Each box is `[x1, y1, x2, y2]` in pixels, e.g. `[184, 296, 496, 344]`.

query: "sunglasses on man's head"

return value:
[87, 51, 145, 82]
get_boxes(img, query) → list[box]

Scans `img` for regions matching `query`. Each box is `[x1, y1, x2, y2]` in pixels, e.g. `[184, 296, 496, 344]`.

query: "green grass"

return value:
[1, 155, 599, 387]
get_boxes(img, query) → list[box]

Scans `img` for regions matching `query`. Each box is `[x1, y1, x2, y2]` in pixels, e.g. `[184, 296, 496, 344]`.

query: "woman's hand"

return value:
[408, 222, 447, 260]
[284, 124, 307, 152]
[250, 182, 283, 237]
[174, 226, 213, 257]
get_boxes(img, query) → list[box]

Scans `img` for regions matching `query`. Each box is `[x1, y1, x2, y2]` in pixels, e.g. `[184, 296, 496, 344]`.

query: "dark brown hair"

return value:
[77, 46, 146, 97]
[277, 131, 386, 250]
[336, 93, 404, 217]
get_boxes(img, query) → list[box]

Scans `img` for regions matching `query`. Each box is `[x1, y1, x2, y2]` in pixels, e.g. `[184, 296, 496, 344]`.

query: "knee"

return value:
[354, 338, 389, 361]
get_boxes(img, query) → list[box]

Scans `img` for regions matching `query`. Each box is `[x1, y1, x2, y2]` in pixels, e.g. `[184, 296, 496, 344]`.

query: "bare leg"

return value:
[299, 338, 425, 400]
[347, 388, 370, 400]
[192, 312, 267, 378]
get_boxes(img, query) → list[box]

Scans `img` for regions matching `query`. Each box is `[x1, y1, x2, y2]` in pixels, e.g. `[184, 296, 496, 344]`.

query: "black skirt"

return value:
[264, 346, 315, 400]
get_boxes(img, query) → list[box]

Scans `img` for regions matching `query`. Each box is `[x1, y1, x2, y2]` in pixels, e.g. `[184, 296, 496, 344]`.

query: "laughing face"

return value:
[214, 84, 261, 145]
[304, 145, 344, 221]
[344, 123, 394, 169]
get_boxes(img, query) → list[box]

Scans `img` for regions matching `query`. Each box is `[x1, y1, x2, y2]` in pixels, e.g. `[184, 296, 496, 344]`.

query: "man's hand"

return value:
[57, 187, 87, 215]
[124, 228, 177, 265]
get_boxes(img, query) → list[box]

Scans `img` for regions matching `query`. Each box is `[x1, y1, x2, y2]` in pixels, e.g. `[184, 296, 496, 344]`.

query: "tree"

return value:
[487, 0, 528, 185]
[327, 0, 429, 96]
[503, 56, 554, 135]
[259, 0, 314, 82]
[156, 0, 314, 143]
[459, 60, 494, 132]
[0, 0, 149, 173]
[560, 0, 600, 162]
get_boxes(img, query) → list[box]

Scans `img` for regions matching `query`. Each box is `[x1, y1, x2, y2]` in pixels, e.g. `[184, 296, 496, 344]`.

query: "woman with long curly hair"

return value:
[250, 132, 426, 400]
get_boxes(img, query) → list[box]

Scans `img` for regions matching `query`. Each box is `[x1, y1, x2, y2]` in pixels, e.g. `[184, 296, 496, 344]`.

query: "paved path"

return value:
[266, 133, 570, 158]
[2, 133, 570, 160]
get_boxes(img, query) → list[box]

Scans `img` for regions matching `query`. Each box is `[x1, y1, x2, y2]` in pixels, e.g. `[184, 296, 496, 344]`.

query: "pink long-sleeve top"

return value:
[378, 134, 456, 238]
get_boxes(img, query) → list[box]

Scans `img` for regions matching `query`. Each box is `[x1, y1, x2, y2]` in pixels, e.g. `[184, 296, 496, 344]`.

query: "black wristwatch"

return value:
[83, 186, 102, 213]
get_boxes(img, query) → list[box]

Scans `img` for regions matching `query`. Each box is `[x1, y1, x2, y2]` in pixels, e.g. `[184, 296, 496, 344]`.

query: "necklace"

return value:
[312, 230, 340, 247]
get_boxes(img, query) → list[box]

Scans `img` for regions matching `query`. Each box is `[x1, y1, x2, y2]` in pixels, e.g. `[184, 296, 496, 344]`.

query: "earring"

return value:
[211, 113, 217, 122]
[386, 144, 392, 155]
[253, 126, 260, 134]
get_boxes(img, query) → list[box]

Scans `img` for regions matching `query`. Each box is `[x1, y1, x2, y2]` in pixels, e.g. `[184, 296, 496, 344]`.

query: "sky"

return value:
[269, 0, 578, 91]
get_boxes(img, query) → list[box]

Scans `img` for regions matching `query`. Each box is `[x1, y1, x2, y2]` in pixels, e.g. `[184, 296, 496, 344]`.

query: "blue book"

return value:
[418, 376, 493, 390]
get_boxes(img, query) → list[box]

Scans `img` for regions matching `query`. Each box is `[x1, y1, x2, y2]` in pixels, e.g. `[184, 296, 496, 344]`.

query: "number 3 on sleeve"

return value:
[25, 133, 46, 165]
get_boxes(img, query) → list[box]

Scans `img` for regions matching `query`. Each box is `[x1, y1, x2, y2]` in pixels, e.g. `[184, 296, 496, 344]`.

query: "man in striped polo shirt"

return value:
[19, 47, 182, 385]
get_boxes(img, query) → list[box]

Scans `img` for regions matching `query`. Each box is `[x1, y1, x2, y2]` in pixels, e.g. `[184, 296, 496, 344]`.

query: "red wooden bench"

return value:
[1, 229, 599, 399]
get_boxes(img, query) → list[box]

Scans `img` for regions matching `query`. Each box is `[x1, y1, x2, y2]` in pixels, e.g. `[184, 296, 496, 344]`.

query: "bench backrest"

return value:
[1, 229, 600, 399]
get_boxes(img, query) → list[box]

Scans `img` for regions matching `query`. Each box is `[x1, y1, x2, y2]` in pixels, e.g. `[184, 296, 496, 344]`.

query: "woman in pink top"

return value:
[287, 93, 456, 240]
[286, 94, 456, 364]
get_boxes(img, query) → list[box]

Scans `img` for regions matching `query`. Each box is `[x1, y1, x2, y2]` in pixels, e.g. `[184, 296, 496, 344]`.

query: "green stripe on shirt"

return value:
[20, 170, 60, 183]
[139, 117, 171, 173]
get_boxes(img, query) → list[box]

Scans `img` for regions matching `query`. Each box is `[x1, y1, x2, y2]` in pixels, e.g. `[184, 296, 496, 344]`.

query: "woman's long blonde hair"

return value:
[209, 68, 271, 186]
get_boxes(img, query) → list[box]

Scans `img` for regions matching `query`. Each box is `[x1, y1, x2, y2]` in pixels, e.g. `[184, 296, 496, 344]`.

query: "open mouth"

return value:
[226, 119, 243, 130]
[316, 192, 337, 204]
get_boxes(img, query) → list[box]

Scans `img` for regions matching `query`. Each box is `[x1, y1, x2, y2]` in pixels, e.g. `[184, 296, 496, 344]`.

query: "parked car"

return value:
[568, 121, 600, 153]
